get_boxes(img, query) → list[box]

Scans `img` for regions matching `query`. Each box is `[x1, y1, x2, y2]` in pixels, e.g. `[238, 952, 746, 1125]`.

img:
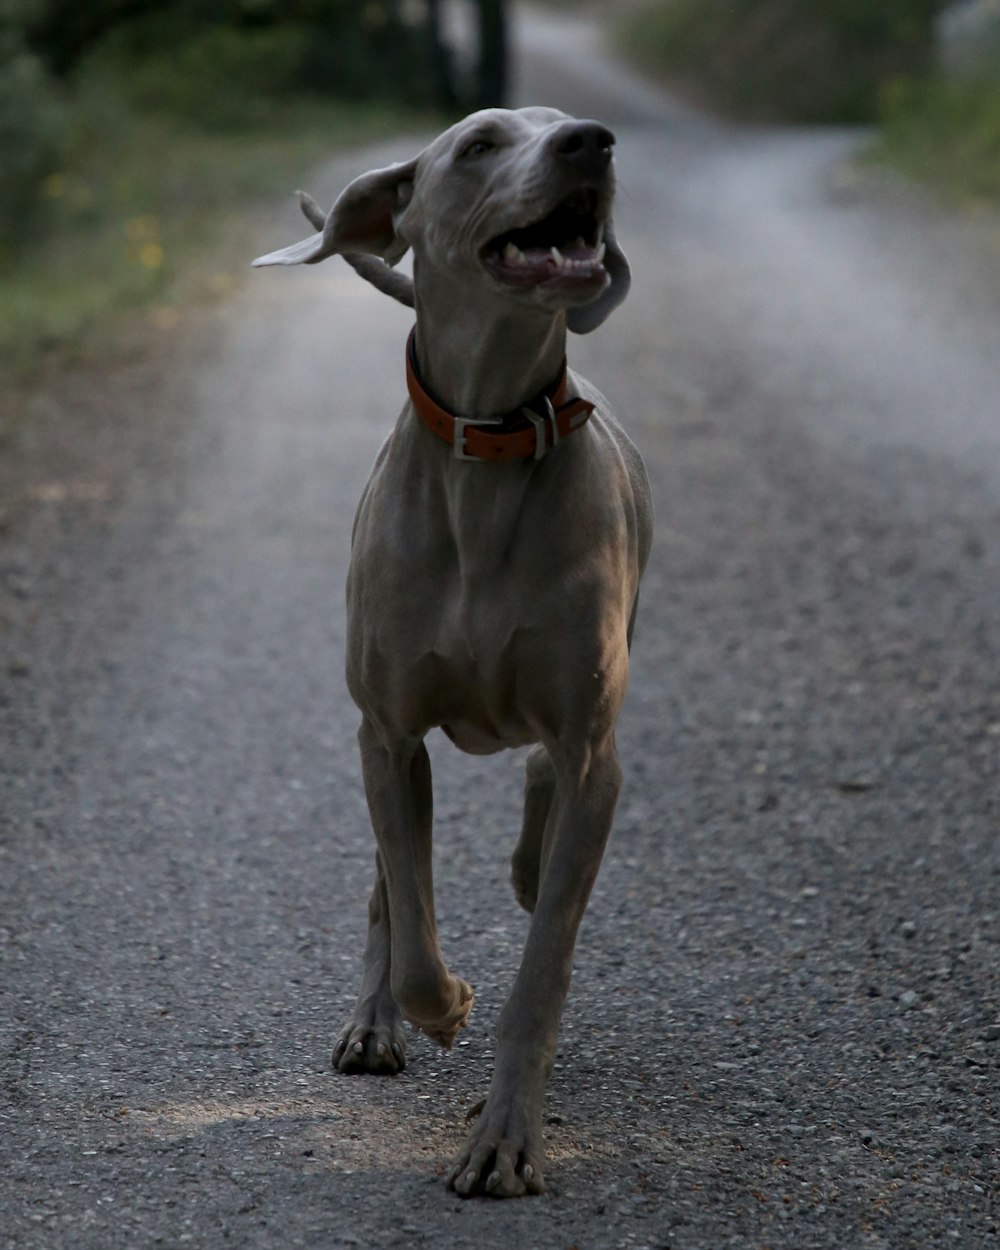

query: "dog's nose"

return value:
[553, 121, 615, 176]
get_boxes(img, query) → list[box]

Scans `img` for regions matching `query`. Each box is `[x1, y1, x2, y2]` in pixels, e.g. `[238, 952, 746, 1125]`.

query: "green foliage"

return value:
[820, 0, 941, 48]
[70, 3, 436, 121]
[83, 22, 345, 128]
[0, 47, 65, 246]
[0, 0, 435, 257]
[617, 0, 944, 123]
[877, 74, 1000, 202]
[615, 0, 1000, 201]
[23, 0, 427, 81]
[0, 0, 440, 374]
[0, 85, 420, 376]
[0, 1, 65, 247]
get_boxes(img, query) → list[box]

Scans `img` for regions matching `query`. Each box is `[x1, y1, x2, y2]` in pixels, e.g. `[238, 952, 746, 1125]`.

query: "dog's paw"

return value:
[401, 974, 474, 1049]
[448, 1102, 545, 1199]
[332, 1011, 406, 1075]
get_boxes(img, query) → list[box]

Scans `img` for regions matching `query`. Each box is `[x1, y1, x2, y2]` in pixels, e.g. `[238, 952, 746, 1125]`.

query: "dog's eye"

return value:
[462, 138, 495, 159]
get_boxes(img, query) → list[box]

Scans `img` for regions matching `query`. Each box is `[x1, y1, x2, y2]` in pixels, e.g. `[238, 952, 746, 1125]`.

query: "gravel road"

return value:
[2, 10, 998, 1249]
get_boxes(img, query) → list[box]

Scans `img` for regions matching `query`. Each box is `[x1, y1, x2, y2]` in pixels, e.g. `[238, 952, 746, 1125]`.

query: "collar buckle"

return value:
[407, 328, 592, 463]
[453, 413, 503, 461]
[520, 396, 558, 461]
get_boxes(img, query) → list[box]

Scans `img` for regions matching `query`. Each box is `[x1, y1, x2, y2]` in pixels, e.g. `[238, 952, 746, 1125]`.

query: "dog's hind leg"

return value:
[510, 746, 556, 914]
[333, 855, 407, 1074]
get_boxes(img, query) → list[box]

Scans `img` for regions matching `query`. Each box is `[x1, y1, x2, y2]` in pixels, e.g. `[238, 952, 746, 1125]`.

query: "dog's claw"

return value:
[448, 1095, 546, 1199]
[333, 1009, 407, 1076]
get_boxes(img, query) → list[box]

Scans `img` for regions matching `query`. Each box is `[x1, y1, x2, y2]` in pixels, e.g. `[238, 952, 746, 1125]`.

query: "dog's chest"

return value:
[355, 566, 538, 751]
[348, 463, 568, 745]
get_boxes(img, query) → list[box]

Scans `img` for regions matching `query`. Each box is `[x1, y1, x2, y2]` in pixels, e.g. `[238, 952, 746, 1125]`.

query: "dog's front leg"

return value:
[332, 855, 407, 1074]
[352, 718, 474, 1050]
[450, 734, 623, 1198]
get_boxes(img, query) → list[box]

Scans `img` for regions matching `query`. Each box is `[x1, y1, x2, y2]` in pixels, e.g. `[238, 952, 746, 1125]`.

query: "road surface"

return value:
[2, 10, 998, 1249]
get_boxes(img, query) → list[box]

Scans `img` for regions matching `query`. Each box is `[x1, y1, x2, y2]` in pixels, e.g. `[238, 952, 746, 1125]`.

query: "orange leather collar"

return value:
[405, 329, 595, 462]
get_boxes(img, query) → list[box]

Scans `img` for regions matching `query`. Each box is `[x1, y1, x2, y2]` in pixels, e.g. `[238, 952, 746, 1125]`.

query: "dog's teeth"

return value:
[551, 246, 566, 267]
[503, 242, 525, 265]
[574, 236, 587, 250]
[596, 241, 606, 262]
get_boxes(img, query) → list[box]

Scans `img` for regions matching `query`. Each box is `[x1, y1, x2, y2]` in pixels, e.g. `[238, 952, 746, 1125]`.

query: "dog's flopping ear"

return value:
[292, 191, 415, 307]
[251, 157, 418, 269]
[566, 219, 631, 335]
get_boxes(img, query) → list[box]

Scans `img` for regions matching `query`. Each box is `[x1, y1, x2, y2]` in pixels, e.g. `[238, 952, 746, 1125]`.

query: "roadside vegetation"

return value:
[876, 76, 1000, 205]
[615, 0, 1000, 205]
[0, 1, 499, 383]
[615, 0, 942, 124]
[0, 86, 420, 379]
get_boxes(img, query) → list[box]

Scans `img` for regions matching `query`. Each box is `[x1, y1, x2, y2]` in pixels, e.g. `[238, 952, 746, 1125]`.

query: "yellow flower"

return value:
[139, 243, 165, 269]
[126, 216, 160, 242]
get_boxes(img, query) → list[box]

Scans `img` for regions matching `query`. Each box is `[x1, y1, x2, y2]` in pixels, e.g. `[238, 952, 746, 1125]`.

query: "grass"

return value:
[614, 0, 870, 123]
[613, 0, 936, 125]
[0, 69, 431, 384]
[875, 75, 1000, 206]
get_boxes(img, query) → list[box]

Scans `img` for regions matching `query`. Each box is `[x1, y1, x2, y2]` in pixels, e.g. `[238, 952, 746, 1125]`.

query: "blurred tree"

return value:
[26, 0, 170, 75]
[0, 0, 66, 245]
[475, 0, 508, 108]
[426, 0, 458, 109]
[825, 0, 945, 49]
[23, 0, 443, 101]
[1, 0, 510, 252]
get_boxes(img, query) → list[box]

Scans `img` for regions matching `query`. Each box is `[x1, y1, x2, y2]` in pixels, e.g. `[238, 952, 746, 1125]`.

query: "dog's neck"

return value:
[412, 268, 567, 421]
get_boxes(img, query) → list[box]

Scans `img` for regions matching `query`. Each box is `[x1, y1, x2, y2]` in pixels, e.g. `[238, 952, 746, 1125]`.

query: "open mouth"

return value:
[481, 188, 607, 290]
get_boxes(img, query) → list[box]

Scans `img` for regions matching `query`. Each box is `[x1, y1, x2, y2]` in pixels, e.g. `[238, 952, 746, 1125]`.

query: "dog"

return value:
[253, 106, 652, 1198]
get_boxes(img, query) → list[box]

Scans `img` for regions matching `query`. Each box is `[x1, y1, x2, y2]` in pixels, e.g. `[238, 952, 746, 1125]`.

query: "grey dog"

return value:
[253, 106, 652, 1198]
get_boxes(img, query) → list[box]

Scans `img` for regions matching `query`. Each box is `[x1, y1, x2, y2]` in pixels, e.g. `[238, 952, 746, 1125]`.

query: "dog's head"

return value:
[252, 107, 629, 335]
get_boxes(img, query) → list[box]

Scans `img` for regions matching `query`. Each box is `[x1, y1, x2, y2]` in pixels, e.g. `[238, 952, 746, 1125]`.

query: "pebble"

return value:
[901, 921, 918, 939]
[899, 990, 919, 1010]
